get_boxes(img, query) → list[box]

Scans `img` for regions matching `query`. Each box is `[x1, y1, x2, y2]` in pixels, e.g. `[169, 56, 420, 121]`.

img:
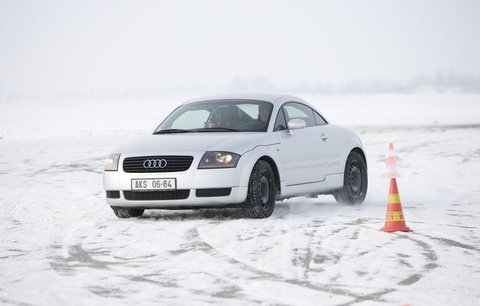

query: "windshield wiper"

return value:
[196, 127, 240, 132]
[153, 129, 193, 134]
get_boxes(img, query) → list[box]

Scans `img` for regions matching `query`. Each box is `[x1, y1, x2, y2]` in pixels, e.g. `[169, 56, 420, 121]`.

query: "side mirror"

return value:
[287, 119, 306, 131]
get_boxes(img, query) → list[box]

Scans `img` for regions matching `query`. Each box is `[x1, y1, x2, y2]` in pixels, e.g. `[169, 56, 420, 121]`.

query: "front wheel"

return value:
[242, 160, 276, 218]
[111, 207, 145, 218]
[334, 151, 368, 205]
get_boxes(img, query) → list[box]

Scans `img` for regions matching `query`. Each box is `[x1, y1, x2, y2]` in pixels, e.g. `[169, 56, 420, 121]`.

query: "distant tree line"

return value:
[3, 71, 480, 102]
[227, 72, 480, 94]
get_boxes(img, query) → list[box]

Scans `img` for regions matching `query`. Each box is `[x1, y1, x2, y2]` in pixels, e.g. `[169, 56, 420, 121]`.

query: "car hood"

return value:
[117, 132, 276, 156]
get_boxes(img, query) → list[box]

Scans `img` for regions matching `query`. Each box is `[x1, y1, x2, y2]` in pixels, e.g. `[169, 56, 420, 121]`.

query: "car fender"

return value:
[337, 127, 366, 174]
[236, 144, 282, 188]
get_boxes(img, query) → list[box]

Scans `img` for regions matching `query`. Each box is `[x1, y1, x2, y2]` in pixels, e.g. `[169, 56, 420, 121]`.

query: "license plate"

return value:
[131, 178, 176, 191]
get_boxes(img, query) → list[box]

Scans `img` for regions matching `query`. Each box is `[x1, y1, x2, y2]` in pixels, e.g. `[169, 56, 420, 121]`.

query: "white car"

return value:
[103, 93, 367, 218]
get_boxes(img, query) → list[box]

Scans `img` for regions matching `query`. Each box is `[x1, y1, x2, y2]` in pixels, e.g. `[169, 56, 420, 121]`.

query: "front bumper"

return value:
[103, 163, 249, 208]
[104, 187, 248, 208]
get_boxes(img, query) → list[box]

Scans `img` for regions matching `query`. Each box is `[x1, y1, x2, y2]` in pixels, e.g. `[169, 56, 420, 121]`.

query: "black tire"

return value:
[242, 160, 276, 218]
[334, 151, 368, 205]
[111, 207, 145, 218]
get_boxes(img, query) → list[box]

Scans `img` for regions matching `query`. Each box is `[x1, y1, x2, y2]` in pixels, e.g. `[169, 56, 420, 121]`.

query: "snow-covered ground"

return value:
[1, 93, 479, 305]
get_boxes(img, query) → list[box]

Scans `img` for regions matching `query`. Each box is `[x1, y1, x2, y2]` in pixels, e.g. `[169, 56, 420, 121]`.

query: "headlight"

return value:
[198, 151, 240, 169]
[104, 153, 121, 171]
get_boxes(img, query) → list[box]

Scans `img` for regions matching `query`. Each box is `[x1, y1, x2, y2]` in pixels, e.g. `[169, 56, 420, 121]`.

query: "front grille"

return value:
[196, 188, 232, 197]
[123, 156, 194, 173]
[106, 190, 120, 199]
[123, 190, 190, 201]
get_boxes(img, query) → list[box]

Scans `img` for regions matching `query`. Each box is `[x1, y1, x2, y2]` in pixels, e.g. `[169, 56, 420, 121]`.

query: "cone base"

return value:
[380, 225, 412, 232]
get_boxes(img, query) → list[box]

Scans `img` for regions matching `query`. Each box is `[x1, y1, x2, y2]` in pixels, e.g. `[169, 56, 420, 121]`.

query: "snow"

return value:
[1, 93, 480, 305]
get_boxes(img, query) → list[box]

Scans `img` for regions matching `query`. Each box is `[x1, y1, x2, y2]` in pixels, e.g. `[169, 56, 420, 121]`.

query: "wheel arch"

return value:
[350, 147, 367, 168]
[258, 155, 281, 195]
[339, 146, 367, 177]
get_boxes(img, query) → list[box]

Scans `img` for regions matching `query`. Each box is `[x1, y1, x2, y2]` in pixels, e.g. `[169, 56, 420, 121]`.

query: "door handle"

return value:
[321, 133, 328, 142]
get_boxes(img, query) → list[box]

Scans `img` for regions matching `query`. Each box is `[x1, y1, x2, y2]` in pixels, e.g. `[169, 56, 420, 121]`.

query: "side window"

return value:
[313, 111, 327, 126]
[274, 109, 287, 131]
[283, 102, 316, 127]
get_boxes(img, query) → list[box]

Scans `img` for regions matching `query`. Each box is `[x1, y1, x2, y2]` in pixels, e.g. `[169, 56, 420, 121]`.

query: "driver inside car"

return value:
[205, 106, 240, 129]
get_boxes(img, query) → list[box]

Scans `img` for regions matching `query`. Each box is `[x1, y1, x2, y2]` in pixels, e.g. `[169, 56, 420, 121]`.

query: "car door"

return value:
[274, 102, 330, 187]
[311, 109, 344, 175]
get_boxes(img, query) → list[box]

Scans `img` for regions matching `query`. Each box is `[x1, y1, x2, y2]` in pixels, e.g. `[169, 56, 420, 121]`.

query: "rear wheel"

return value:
[242, 160, 276, 218]
[334, 151, 367, 205]
[111, 207, 145, 218]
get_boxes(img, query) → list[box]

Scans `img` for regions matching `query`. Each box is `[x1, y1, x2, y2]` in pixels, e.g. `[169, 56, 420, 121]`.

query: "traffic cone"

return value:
[384, 143, 400, 178]
[381, 178, 412, 232]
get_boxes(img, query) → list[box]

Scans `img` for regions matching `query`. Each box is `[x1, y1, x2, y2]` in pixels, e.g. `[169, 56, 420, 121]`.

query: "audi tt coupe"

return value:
[103, 93, 368, 218]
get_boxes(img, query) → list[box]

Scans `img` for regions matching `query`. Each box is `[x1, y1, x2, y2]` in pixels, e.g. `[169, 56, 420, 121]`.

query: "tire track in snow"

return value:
[395, 234, 438, 286]
[194, 217, 445, 305]
[194, 225, 396, 304]
[193, 227, 358, 299]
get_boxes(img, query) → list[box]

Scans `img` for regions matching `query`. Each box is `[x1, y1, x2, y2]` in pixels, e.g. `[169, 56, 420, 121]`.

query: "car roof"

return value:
[182, 93, 305, 106]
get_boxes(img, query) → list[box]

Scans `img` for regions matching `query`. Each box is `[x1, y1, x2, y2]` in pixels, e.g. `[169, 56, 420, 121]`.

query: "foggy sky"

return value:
[1, 0, 479, 97]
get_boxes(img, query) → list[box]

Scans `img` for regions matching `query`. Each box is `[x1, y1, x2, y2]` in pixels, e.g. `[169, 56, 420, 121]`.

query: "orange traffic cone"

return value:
[381, 178, 412, 232]
[384, 143, 400, 178]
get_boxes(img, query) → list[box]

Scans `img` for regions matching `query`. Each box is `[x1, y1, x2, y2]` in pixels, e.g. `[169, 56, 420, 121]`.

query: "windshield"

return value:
[154, 99, 273, 133]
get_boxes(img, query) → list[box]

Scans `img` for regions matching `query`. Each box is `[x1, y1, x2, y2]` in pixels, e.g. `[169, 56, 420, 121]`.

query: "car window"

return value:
[237, 104, 258, 119]
[156, 100, 273, 133]
[171, 110, 210, 129]
[283, 103, 316, 127]
[274, 109, 287, 131]
[313, 111, 327, 126]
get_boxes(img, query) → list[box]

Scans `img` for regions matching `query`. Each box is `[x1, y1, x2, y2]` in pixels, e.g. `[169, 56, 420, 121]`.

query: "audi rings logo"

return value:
[143, 159, 168, 169]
